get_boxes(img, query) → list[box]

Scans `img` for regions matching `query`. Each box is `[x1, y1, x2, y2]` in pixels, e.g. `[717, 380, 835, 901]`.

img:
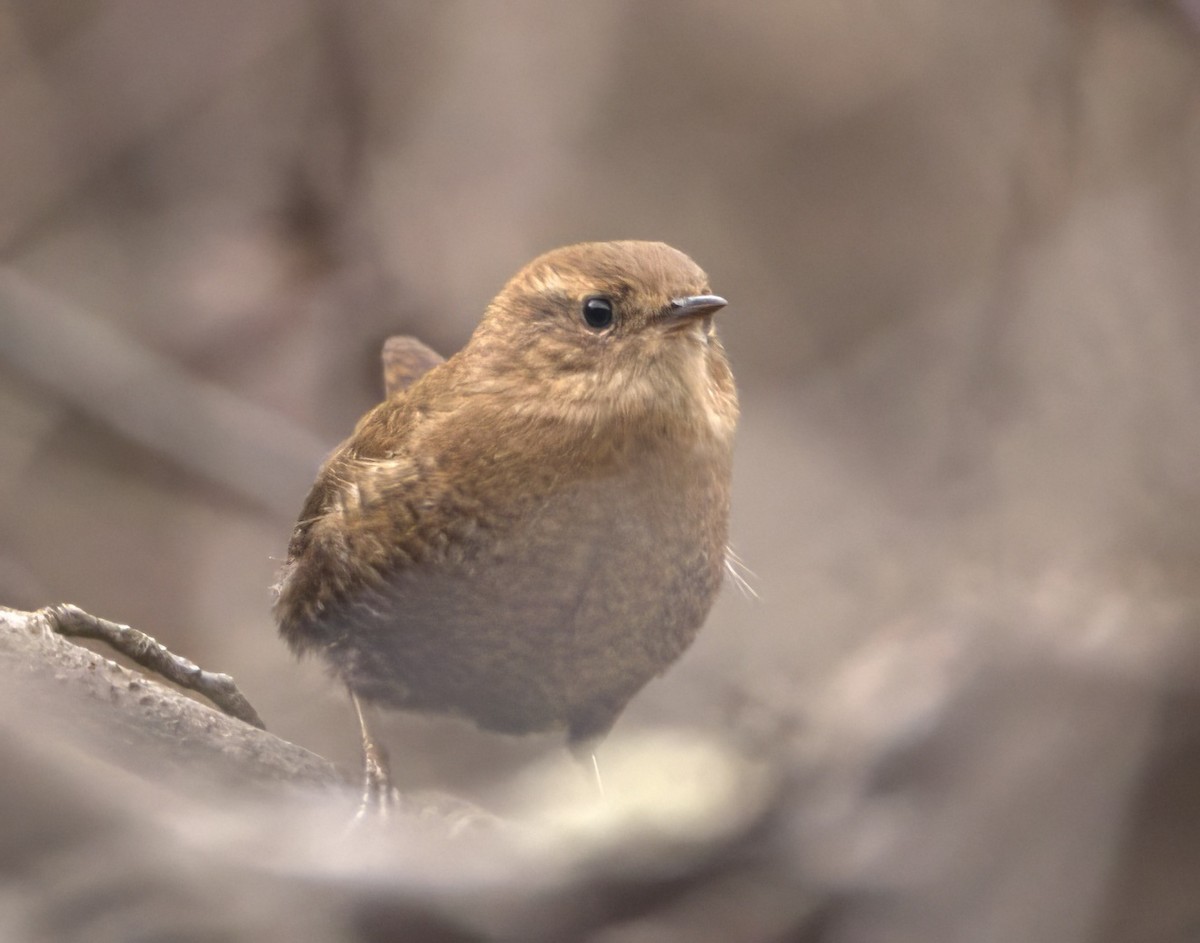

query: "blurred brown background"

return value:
[1, 0, 1199, 814]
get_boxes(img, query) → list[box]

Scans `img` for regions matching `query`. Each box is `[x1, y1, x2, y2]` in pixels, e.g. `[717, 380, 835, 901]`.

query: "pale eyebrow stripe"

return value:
[520, 267, 613, 300]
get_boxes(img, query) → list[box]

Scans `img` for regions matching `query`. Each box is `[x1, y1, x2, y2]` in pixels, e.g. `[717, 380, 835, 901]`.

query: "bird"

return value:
[273, 240, 738, 802]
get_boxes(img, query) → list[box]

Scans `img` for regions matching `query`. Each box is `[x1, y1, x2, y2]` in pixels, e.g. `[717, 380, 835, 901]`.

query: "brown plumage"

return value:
[273, 240, 737, 758]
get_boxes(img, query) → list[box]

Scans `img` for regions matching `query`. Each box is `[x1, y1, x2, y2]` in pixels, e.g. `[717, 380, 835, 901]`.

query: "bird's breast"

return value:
[331, 426, 732, 736]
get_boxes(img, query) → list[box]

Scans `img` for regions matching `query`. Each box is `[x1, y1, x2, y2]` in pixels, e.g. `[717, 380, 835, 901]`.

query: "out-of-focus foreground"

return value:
[1, 2, 1199, 941]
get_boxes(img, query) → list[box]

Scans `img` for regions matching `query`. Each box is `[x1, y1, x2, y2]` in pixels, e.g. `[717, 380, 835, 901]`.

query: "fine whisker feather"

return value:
[723, 546, 759, 600]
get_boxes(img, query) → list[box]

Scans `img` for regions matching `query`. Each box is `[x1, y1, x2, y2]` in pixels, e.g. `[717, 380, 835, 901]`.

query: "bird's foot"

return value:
[354, 742, 398, 818]
[345, 690, 400, 823]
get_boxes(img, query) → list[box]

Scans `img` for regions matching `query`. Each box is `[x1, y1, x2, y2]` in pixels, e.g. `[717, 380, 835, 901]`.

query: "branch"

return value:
[0, 605, 337, 791]
[0, 268, 327, 520]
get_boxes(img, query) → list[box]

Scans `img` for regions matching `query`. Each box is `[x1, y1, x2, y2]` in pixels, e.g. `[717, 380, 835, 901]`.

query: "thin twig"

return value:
[38, 603, 266, 730]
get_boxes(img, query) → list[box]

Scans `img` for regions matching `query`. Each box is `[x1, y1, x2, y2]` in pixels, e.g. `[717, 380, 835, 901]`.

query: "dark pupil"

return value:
[583, 296, 614, 329]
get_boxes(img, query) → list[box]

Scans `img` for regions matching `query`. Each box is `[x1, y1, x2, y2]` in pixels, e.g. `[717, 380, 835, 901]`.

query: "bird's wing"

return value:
[273, 398, 433, 651]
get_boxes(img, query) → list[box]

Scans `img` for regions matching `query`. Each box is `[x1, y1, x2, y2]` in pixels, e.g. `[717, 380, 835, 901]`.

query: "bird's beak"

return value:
[668, 294, 727, 320]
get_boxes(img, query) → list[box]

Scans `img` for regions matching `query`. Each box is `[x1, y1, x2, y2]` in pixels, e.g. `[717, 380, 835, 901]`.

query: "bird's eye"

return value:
[582, 296, 615, 330]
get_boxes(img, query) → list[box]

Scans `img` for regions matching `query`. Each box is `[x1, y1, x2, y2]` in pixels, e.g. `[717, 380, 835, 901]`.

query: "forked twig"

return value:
[38, 603, 266, 730]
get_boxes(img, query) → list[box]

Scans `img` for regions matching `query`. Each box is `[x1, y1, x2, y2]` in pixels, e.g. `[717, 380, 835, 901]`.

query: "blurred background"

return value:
[1, 2, 1200, 936]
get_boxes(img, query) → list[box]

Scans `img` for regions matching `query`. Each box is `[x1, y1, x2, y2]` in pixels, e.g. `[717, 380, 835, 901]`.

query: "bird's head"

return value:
[462, 241, 735, 435]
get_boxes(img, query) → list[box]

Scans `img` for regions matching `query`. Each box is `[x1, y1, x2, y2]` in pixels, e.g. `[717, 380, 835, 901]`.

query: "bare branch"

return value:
[0, 604, 339, 792]
[0, 269, 327, 519]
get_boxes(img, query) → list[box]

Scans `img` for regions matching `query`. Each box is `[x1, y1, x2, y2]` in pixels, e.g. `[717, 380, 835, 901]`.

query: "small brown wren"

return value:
[273, 241, 737, 790]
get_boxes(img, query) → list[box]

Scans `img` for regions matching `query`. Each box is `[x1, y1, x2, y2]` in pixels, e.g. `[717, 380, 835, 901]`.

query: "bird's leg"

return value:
[568, 734, 607, 800]
[588, 751, 606, 799]
[351, 690, 396, 816]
